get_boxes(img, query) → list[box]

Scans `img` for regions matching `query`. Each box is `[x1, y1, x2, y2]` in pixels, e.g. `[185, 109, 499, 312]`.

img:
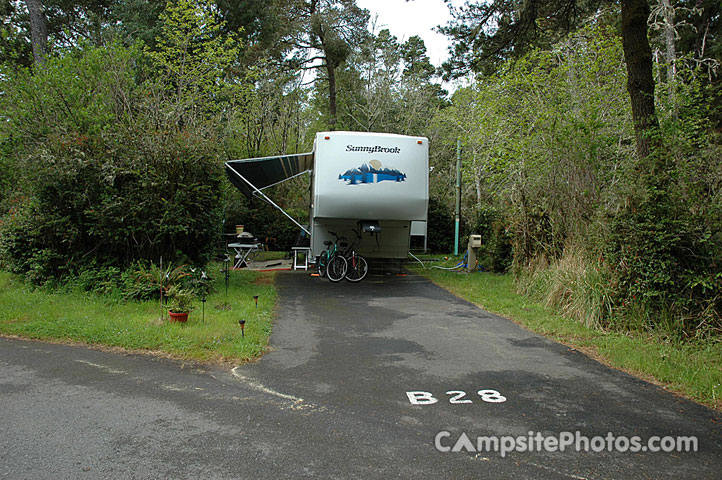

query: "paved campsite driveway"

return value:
[2, 271, 721, 479]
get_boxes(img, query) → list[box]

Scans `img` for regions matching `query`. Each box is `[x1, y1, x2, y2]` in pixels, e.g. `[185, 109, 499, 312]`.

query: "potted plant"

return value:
[167, 285, 195, 323]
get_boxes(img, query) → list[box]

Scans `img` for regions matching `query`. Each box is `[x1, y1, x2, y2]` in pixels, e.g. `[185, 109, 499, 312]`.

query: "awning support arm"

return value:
[255, 170, 310, 193]
[225, 162, 311, 235]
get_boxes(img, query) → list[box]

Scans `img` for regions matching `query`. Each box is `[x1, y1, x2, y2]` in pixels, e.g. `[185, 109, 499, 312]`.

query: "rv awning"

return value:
[225, 153, 314, 199]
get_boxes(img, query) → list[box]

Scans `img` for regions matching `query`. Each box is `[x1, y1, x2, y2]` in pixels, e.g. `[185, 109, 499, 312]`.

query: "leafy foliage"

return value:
[0, 0, 720, 340]
[435, 24, 721, 334]
[468, 206, 513, 272]
[598, 68, 722, 335]
[0, 3, 240, 283]
[426, 198, 455, 253]
[439, 0, 605, 78]
[436, 26, 633, 259]
[166, 284, 196, 313]
[146, 0, 245, 126]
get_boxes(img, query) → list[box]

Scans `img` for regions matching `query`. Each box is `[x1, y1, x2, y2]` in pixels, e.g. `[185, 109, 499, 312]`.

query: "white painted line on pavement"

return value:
[161, 384, 186, 392]
[231, 366, 304, 404]
[518, 461, 589, 480]
[74, 359, 127, 375]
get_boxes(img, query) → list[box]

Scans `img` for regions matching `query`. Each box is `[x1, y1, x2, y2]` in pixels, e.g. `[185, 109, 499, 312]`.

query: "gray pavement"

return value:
[1, 271, 721, 479]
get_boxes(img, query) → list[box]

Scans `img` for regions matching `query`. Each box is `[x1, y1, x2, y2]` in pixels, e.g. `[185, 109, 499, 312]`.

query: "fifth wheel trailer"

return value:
[225, 131, 429, 260]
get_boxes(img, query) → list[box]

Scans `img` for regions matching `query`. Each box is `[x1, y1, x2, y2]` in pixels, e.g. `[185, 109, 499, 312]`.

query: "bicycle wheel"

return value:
[317, 251, 328, 278]
[326, 254, 348, 282]
[345, 254, 368, 282]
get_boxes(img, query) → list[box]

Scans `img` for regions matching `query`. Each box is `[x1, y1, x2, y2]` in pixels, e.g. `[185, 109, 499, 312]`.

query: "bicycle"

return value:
[316, 232, 337, 277]
[317, 231, 348, 282]
[342, 230, 368, 282]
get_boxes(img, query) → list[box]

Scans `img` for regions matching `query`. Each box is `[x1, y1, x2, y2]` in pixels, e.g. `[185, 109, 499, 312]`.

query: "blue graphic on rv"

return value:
[338, 160, 407, 185]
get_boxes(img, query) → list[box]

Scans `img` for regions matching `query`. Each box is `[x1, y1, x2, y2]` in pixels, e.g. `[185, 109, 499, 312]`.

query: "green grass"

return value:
[0, 268, 276, 364]
[410, 258, 722, 411]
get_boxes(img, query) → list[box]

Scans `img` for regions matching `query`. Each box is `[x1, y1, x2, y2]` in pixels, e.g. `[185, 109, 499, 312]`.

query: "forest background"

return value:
[0, 0, 720, 339]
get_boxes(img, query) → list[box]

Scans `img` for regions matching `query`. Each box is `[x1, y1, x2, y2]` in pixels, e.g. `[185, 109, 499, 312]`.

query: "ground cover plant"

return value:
[0, 267, 276, 364]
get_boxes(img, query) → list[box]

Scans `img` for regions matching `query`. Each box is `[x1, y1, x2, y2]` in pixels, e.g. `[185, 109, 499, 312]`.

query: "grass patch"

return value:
[0, 267, 276, 364]
[409, 257, 722, 411]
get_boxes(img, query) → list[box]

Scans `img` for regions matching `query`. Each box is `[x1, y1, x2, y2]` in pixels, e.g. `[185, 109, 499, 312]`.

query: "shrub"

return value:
[468, 206, 513, 272]
[0, 42, 225, 283]
[601, 188, 721, 337]
[426, 198, 455, 253]
[122, 262, 190, 301]
[0, 198, 43, 275]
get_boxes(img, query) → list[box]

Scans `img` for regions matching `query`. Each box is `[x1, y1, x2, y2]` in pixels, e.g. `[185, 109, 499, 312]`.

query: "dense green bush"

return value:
[0, 42, 225, 283]
[432, 26, 721, 336]
[426, 198, 455, 253]
[598, 76, 722, 336]
[0, 1, 252, 285]
[468, 206, 513, 272]
[602, 193, 721, 336]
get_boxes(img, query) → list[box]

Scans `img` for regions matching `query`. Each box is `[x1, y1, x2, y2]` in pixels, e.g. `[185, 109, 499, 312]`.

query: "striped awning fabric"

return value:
[225, 152, 314, 198]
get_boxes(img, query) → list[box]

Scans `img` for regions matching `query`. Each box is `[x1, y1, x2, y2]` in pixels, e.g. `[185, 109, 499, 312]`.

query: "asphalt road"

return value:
[1, 271, 721, 479]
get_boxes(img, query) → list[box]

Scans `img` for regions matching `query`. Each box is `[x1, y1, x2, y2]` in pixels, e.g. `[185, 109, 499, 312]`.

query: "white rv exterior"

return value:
[310, 131, 429, 259]
[224, 130, 429, 260]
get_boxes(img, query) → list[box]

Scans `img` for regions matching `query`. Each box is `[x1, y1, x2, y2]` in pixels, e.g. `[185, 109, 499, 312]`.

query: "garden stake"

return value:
[159, 256, 163, 322]
[224, 256, 230, 300]
[200, 271, 207, 323]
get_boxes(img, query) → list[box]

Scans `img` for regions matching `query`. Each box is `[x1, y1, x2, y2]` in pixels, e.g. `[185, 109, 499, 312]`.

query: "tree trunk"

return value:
[472, 149, 482, 206]
[25, 0, 49, 65]
[326, 62, 337, 131]
[620, 0, 658, 158]
[661, 0, 677, 111]
[661, 0, 676, 85]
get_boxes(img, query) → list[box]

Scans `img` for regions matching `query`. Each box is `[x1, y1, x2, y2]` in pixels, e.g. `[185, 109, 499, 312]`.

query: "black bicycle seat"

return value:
[340, 242, 348, 248]
[324, 240, 332, 246]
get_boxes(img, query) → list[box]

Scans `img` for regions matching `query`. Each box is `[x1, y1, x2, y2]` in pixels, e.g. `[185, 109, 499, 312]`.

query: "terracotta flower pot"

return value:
[168, 311, 189, 323]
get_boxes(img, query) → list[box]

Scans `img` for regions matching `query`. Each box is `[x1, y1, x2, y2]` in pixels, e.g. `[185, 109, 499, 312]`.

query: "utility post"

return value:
[454, 139, 461, 256]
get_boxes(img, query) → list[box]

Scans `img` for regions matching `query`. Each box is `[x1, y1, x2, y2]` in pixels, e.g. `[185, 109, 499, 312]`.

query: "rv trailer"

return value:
[225, 131, 429, 260]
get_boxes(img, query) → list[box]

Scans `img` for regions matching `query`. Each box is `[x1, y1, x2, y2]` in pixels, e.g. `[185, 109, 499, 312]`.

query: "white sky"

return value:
[355, 0, 457, 68]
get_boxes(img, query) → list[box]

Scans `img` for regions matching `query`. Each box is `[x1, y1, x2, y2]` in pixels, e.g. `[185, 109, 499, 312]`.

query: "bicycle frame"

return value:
[318, 231, 346, 279]
[341, 228, 369, 282]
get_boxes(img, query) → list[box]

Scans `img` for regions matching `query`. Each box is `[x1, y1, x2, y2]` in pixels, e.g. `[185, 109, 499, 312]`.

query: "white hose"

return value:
[407, 252, 426, 269]
[430, 262, 465, 270]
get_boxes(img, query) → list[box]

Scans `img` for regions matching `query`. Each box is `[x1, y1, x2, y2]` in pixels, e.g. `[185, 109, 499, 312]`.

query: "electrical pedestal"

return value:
[467, 234, 482, 272]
